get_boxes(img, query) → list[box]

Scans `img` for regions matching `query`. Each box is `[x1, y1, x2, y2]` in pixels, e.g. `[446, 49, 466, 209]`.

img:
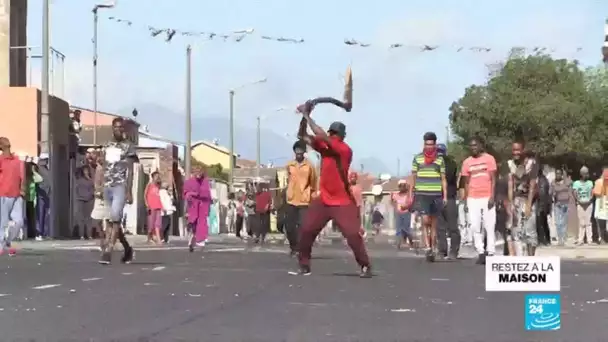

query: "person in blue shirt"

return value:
[572, 166, 594, 245]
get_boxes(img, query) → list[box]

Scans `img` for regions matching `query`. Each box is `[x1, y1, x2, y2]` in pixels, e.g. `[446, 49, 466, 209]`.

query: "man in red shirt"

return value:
[293, 102, 372, 278]
[0, 137, 26, 256]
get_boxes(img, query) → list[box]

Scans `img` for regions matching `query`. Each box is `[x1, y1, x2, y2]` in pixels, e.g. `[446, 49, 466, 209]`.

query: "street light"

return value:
[92, 1, 116, 145]
[228, 77, 267, 189]
[256, 107, 285, 178]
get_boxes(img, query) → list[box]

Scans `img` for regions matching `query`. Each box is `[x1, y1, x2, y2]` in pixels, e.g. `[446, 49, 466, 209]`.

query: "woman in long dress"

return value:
[183, 166, 211, 251]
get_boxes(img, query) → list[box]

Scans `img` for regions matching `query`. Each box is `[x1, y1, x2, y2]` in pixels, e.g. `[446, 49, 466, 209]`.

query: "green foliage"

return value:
[191, 158, 229, 182]
[449, 52, 608, 170]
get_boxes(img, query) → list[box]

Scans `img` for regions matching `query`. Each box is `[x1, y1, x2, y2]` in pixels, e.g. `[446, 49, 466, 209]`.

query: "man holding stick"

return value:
[291, 101, 372, 278]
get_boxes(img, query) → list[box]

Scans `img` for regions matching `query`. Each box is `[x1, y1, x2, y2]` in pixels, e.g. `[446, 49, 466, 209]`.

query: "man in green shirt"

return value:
[572, 166, 594, 245]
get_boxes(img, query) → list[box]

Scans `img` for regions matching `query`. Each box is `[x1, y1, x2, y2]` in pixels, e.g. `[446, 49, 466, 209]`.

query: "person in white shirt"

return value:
[159, 182, 176, 243]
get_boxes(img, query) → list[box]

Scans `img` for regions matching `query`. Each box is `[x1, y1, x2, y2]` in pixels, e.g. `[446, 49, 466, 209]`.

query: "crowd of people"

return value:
[2, 101, 607, 278]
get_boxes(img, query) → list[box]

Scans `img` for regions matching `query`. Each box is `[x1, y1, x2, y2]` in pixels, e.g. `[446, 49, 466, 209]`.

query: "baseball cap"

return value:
[328, 121, 346, 137]
[437, 143, 447, 156]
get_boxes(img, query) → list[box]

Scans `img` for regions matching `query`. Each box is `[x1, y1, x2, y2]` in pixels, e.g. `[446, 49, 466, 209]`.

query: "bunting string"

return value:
[106, 16, 586, 54]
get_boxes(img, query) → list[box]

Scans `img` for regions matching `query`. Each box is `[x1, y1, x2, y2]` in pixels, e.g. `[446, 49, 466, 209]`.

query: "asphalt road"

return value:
[1, 243, 607, 342]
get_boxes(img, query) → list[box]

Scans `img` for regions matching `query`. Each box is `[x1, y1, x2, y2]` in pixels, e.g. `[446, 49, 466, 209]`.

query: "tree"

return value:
[449, 52, 606, 169]
[191, 158, 229, 182]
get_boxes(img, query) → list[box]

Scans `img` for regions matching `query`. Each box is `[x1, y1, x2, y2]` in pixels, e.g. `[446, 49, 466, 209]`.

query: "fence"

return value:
[9, 45, 65, 98]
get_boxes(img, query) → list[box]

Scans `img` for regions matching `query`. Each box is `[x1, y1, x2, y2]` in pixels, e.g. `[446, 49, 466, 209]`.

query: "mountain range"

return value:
[123, 104, 390, 173]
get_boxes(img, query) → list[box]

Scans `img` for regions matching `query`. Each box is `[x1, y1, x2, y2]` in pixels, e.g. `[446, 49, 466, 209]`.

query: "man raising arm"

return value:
[293, 103, 372, 278]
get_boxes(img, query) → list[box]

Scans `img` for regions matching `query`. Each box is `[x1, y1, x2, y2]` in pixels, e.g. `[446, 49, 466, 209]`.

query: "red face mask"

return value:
[423, 146, 437, 164]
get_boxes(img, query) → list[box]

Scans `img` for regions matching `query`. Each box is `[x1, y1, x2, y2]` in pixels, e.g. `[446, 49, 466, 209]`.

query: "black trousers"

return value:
[536, 211, 550, 244]
[235, 215, 244, 237]
[596, 219, 608, 242]
[162, 215, 171, 243]
[285, 204, 308, 252]
[254, 212, 271, 240]
[75, 200, 95, 238]
[437, 198, 460, 255]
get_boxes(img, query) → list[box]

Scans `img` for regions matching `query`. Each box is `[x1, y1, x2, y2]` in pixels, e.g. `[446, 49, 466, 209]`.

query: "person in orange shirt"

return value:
[285, 140, 318, 256]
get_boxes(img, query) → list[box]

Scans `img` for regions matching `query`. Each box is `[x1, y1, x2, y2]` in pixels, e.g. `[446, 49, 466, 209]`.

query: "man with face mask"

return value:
[285, 140, 317, 256]
[411, 132, 448, 262]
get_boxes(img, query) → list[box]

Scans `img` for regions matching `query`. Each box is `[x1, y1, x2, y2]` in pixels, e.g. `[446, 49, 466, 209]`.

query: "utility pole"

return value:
[445, 125, 450, 144]
[228, 90, 235, 190]
[397, 158, 400, 177]
[184, 45, 192, 178]
[41, 0, 49, 155]
[92, 6, 98, 145]
[255, 115, 261, 179]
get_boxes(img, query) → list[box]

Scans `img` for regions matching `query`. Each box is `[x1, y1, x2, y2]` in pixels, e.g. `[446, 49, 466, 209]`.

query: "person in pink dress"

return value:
[144, 171, 163, 244]
[183, 166, 211, 251]
[392, 179, 413, 249]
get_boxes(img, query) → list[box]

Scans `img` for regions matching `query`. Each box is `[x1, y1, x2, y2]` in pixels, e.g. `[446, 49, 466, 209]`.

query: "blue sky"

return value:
[27, 0, 607, 174]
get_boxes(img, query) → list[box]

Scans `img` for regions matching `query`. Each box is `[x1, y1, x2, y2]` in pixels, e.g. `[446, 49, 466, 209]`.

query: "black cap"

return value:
[328, 121, 346, 137]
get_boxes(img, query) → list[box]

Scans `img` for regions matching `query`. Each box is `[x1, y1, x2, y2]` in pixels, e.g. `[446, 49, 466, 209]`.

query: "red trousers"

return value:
[298, 198, 371, 267]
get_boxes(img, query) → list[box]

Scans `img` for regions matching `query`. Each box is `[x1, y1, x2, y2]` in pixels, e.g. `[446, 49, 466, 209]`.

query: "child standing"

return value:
[144, 172, 163, 244]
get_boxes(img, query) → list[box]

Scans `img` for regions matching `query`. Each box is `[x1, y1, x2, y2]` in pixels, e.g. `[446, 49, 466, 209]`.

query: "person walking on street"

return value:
[74, 166, 95, 239]
[460, 137, 497, 264]
[35, 153, 51, 240]
[392, 180, 413, 249]
[285, 140, 317, 256]
[144, 171, 163, 245]
[98, 117, 136, 265]
[550, 169, 570, 246]
[536, 167, 552, 245]
[348, 172, 365, 237]
[436, 143, 461, 260]
[593, 166, 608, 243]
[507, 140, 539, 256]
[159, 183, 176, 243]
[573, 166, 594, 245]
[235, 190, 246, 238]
[411, 132, 448, 262]
[293, 102, 372, 277]
[0, 137, 26, 256]
[183, 166, 212, 251]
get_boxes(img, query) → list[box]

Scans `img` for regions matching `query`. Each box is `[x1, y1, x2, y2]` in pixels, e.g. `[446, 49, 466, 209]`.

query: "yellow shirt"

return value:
[286, 159, 317, 206]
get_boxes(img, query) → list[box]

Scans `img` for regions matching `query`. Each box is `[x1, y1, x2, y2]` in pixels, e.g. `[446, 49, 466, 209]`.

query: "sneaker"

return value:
[288, 264, 311, 276]
[98, 252, 112, 265]
[447, 251, 459, 260]
[196, 241, 206, 247]
[359, 266, 373, 278]
[121, 246, 134, 264]
[35, 236, 43, 241]
[7, 248, 16, 257]
[476, 253, 486, 265]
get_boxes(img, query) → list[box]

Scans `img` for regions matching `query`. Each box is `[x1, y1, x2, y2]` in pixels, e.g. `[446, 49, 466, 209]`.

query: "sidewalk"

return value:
[536, 244, 608, 260]
[12, 233, 287, 251]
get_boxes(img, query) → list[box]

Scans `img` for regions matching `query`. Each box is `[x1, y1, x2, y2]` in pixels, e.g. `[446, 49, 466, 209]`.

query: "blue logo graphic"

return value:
[525, 294, 561, 331]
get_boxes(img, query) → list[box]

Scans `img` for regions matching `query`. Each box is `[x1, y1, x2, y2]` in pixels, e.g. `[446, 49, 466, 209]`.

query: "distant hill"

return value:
[123, 104, 293, 163]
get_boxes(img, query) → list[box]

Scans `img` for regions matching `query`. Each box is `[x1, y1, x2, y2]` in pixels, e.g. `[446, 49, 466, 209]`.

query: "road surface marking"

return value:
[32, 284, 61, 290]
[431, 278, 449, 281]
[82, 277, 102, 282]
[151, 266, 166, 271]
[122, 272, 133, 275]
[206, 247, 245, 252]
[390, 308, 416, 312]
[0, 294, 10, 297]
